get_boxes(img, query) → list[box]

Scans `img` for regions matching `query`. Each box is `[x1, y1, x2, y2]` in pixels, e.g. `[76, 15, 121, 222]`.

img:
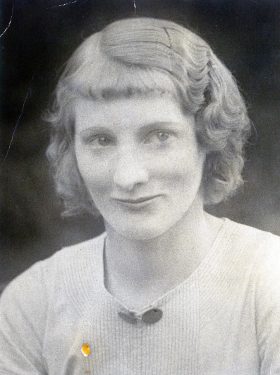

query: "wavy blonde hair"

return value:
[45, 17, 251, 216]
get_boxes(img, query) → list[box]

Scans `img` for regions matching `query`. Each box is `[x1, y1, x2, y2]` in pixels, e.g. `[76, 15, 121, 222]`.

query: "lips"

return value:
[112, 195, 160, 205]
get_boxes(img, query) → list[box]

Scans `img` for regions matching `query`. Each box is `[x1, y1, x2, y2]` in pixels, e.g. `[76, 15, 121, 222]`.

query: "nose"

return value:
[113, 148, 149, 191]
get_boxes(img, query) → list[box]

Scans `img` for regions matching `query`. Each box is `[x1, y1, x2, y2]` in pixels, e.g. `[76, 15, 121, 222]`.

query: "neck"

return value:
[104, 198, 222, 308]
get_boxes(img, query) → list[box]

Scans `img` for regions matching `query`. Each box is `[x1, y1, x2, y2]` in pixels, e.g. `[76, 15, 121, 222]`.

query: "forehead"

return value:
[72, 95, 194, 133]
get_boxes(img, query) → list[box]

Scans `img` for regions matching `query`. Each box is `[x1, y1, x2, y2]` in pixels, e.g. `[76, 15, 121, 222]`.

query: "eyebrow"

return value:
[136, 121, 184, 134]
[78, 121, 184, 137]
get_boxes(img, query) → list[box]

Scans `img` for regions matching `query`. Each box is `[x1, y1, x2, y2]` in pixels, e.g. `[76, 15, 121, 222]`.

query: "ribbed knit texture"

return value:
[1, 219, 280, 374]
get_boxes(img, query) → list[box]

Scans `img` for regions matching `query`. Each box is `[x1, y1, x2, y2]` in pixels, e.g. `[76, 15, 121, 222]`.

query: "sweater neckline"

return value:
[98, 217, 232, 315]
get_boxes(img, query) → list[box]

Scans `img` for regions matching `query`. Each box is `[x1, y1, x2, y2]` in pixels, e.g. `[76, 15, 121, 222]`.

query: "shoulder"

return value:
[223, 218, 280, 292]
[46, 231, 106, 263]
[43, 231, 106, 273]
[224, 218, 280, 257]
[0, 233, 106, 364]
[212, 218, 280, 289]
[223, 221, 280, 365]
[0, 232, 106, 307]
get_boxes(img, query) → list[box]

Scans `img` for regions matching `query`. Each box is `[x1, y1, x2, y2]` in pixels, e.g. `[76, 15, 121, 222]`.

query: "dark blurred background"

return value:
[1, 0, 280, 288]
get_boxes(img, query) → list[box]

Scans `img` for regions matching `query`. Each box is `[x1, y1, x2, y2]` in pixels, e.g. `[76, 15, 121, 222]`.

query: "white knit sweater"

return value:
[1, 219, 280, 374]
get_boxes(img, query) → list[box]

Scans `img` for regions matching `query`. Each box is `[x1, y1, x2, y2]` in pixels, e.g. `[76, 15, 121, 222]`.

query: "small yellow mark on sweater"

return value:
[81, 343, 91, 357]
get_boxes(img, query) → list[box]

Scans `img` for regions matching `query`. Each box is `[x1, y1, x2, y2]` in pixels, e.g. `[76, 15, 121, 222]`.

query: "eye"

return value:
[95, 135, 112, 146]
[144, 130, 172, 144]
[84, 134, 113, 147]
[156, 131, 170, 142]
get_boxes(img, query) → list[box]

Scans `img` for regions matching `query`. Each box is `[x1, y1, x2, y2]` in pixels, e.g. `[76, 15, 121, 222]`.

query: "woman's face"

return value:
[74, 94, 206, 240]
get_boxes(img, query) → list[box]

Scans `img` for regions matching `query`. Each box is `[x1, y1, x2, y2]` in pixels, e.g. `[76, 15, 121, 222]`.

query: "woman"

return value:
[0, 17, 279, 374]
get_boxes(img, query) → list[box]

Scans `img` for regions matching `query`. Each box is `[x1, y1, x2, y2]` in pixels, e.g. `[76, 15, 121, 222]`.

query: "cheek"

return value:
[153, 147, 204, 184]
[75, 150, 111, 196]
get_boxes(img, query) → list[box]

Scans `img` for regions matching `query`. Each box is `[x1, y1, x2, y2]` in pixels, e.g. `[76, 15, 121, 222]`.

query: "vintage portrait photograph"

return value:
[1, 0, 280, 373]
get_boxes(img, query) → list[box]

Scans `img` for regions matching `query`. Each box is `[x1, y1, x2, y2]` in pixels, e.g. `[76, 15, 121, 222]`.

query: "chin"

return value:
[111, 222, 169, 241]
